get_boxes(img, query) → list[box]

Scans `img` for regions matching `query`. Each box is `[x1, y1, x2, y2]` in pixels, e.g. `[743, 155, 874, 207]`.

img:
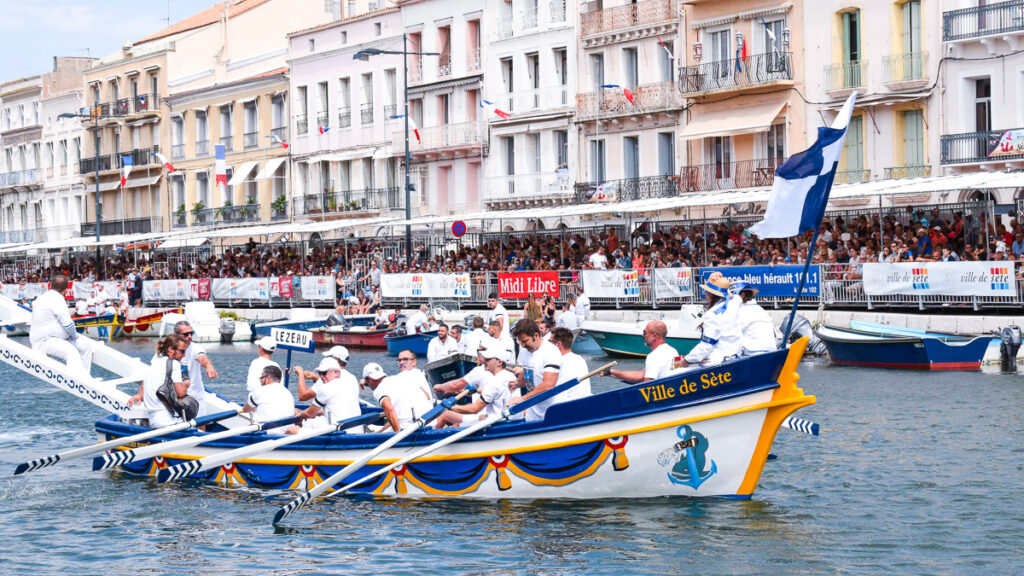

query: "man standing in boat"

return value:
[487, 293, 514, 353]
[246, 336, 280, 394]
[434, 347, 513, 428]
[730, 280, 777, 355]
[427, 323, 458, 363]
[678, 275, 742, 368]
[30, 274, 93, 375]
[459, 316, 488, 356]
[574, 285, 591, 321]
[174, 320, 222, 415]
[607, 321, 677, 383]
[408, 304, 430, 334]
[509, 319, 562, 422]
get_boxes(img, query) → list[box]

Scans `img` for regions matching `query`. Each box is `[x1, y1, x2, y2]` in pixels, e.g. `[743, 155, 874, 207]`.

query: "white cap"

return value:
[362, 362, 386, 380]
[480, 347, 504, 361]
[256, 336, 277, 352]
[324, 345, 350, 364]
[316, 357, 341, 373]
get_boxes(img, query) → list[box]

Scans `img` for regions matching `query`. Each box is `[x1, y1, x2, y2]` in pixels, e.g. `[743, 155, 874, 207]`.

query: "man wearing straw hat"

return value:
[679, 274, 742, 368]
[730, 280, 777, 355]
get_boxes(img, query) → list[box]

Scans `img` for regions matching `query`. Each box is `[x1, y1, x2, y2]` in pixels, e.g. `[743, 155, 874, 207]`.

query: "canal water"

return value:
[0, 339, 1021, 574]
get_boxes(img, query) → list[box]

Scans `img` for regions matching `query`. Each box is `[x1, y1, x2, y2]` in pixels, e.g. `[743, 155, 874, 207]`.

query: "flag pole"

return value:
[778, 175, 833, 347]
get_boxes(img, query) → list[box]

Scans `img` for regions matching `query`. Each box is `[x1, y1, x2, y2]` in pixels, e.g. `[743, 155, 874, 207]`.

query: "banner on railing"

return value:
[212, 278, 274, 300]
[863, 262, 1016, 296]
[0, 282, 47, 301]
[71, 281, 122, 301]
[989, 130, 1024, 158]
[699, 265, 821, 298]
[581, 270, 640, 299]
[381, 273, 471, 299]
[272, 277, 294, 299]
[498, 271, 559, 299]
[143, 279, 201, 301]
[298, 275, 334, 302]
[652, 268, 694, 300]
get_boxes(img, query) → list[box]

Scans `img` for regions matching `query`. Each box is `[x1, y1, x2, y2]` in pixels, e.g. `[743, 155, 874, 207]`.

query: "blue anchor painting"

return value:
[658, 425, 717, 490]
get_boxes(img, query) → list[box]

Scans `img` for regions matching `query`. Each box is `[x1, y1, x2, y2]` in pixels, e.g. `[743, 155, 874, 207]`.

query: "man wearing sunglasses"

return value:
[174, 320, 221, 415]
[361, 352, 433, 432]
[292, 357, 361, 431]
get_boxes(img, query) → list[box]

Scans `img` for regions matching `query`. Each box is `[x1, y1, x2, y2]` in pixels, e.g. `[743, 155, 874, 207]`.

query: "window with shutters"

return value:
[842, 115, 864, 171]
[623, 136, 639, 180]
[903, 110, 924, 167]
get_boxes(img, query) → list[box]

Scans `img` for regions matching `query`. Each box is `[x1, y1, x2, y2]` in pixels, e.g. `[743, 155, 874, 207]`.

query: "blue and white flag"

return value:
[749, 92, 858, 239]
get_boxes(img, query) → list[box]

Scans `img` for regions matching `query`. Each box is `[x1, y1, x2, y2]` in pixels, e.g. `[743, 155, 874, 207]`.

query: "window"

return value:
[764, 19, 786, 73]
[339, 160, 351, 190]
[220, 104, 233, 149]
[526, 53, 540, 108]
[529, 133, 541, 173]
[842, 10, 861, 87]
[659, 40, 674, 82]
[131, 126, 141, 150]
[903, 109, 924, 166]
[708, 136, 731, 178]
[361, 73, 374, 124]
[338, 77, 351, 127]
[624, 136, 639, 179]
[196, 172, 210, 207]
[975, 78, 991, 132]
[308, 39, 315, 52]
[271, 95, 285, 129]
[591, 53, 605, 89]
[244, 100, 258, 147]
[658, 133, 675, 176]
[340, 31, 347, 44]
[362, 158, 374, 190]
[195, 110, 209, 155]
[150, 73, 159, 96]
[172, 175, 185, 210]
[708, 30, 730, 78]
[765, 124, 785, 163]
[374, 22, 381, 36]
[297, 85, 308, 134]
[843, 115, 864, 171]
[438, 93, 450, 125]
[554, 48, 568, 105]
[591, 140, 606, 182]
[555, 130, 568, 168]
[502, 136, 515, 176]
[901, 1, 921, 54]
[623, 47, 639, 87]
[385, 69, 397, 108]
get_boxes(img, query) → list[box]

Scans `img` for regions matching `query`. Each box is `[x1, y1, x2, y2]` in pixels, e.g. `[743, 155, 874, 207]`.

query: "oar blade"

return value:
[273, 492, 313, 526]
[93, 449, 134, 471]
[156, 459, 203, 484]
[13, 454, 61, 476]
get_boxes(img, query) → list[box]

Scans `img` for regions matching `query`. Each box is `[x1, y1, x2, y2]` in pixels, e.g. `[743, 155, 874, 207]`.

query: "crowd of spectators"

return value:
[3, 207, 1022, 288]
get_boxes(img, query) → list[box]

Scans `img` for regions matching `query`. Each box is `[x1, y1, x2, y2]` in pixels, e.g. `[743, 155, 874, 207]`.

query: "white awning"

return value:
[679, 98, 788, 141]
[96, 174, 162, 192]
[255, 157, 287, 180]
[157, 236, 209, 250]
[227, 161, 259, 186]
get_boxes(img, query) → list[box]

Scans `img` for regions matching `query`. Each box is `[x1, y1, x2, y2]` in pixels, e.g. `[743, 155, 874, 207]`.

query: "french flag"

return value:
[120, 156, 133, 188]
[389, 114, 421, 143]
[270, 134, 289, 149]
[215, 144, 227, 188]
[319, 125, 331, 134]
[749, 92, 857, 239]
[657, 36, 674, 61]
[151, 151, 175, 172]
[480, 99, 511, 120]
[601, 84, 635, 105]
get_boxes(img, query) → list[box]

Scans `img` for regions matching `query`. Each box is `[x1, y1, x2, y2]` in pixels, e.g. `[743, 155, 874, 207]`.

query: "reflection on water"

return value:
[0, 339, 1021, 574]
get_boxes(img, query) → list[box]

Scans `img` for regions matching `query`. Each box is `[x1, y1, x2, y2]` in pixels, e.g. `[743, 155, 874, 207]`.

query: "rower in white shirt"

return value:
[426, 323, 459, 363]
[30, 275, 93, 374]
[245, 336, 281, 393]
[679, 274, 743, 368]
[459, 316, 488, 356]
[407, 304, 430, 334]
[487, 293, 514, 353]
[730, 280, 777, 355]
[607, 321, 678, 383]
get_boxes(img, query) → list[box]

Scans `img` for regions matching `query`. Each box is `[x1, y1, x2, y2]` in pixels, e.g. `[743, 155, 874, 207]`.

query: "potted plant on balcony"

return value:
[272, 194, 287, 217]
[216, 200, 233, 220]
[191, 201, 205, 219]
[175, 204, 186, 224]
[326, 193, 337, 212]
[347, 200, 360, 211]
[240, 197, 256, 218]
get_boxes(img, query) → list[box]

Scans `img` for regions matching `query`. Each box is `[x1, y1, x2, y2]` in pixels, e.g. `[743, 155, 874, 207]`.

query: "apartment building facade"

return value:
[0, 75, 44, 243]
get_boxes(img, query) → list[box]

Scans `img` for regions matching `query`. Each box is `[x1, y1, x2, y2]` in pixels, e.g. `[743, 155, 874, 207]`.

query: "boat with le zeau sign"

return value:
[5, 275, 816, 504]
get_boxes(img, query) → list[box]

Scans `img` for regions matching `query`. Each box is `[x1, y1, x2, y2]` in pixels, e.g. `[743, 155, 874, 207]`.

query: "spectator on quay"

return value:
[588, 246, 609, 270]
[1012, 232, 1024, 259]
[523, 293, 543, 323]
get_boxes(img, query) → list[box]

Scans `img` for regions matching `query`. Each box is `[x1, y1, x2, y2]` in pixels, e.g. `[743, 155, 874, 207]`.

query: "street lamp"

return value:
[354, 35, 439, 267]
[59, 109, 120, 279]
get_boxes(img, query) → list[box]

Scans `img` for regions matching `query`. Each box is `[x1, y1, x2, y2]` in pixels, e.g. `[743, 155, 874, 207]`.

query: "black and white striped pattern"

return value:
[93, 449, 137, 471]
[782, 416, 820, 436]
[157, 460, 203, 484]
[273, 492, 313, 525]
[13, 454, 61, 475]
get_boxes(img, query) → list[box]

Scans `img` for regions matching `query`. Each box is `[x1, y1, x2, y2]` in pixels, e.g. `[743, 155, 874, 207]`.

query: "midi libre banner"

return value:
[497, 271, 559, 299]
[863, 262, 1017, 297]
[699, 265, 821, 298]
[381, 273, 471, 299]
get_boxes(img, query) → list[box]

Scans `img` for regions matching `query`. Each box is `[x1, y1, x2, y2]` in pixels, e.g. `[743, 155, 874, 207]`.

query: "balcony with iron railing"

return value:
[468, 47, 482, 72]
[679, 158, 785, 192]
[244, 131, 259, 149]
[271, 199, 288, 220]
[884, 165, 931, 179]
[941, 128, 1024, 164]
[220, 135, 234, 152]
[551, 0, 568, 23]
[943, 0, 1024, 41]
[494, 86, 571, 116]
[217, 203, 261, 224]
[316, 111, 330, 132]
[195, 139, 210, 157]
[882, 52, 929, 87]
[295, 187, 402, 215]
[81, 217, 152, 236]
[576, 81, 682, 121]
[438, 56, 452, 79]
[484, 171, 574, 205]
[494, 17, 514, 40]
[679, 52, 792, 95]
[580, 0, 678, 38]
[522, 6, 538, 29]
[338, 107, 352, 128]
[383, 104, 397, 120]
[396, 122, 488, 153]
[172, 210, 187, 228]
[191, 208, 217, 226]
[78, 146, 160, 174]
[361, 103, 374, 125]
[296, 114, 308, 135]
[409, 60, 424, 84]
[573, 175, 678, 204]
[0, 169, 39, 188]
[834, 169, 871, 184]
[824, 60, 868, 93]
[79, 155, 112, 173]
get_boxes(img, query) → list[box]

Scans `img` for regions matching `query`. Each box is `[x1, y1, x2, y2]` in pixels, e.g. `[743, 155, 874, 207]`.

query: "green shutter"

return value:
[844, 116, 864, 171]
[904, 110, 924, 166]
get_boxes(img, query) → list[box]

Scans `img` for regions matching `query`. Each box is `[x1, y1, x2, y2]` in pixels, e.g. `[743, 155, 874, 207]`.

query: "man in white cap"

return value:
[291, 357, 361, 432]
[679, 274, 742, 367]
[426, 322, 458, 363]
[730, 280, 776, 355]
[246, 336, 280, 393]
[242, 365, 296, 435]
[434, 347, 513, 428]
[295, 345, 356, 404]
[362, 357, 434, 432]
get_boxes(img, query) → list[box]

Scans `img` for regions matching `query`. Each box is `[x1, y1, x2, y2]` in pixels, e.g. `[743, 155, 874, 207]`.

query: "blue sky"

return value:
[0, 0, 221, 81]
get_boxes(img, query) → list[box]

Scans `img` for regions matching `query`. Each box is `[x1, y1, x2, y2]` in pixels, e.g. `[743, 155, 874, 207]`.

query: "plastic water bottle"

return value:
[657, 445, 682, 468]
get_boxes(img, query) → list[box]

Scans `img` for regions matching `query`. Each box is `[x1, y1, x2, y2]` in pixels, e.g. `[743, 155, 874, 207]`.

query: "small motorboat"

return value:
[813, 323, 993, 371]
[119, 308, 183, 338]
[384, 329, 438, 356]
[73, 312, 124, 342]
[311, 325, 388, 348]
[582, 320, 700, 358]
[423, 353, 479, 386]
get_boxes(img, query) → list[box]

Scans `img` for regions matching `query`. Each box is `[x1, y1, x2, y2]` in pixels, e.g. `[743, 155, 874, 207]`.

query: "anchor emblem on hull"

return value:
[658, 425, 717, 490]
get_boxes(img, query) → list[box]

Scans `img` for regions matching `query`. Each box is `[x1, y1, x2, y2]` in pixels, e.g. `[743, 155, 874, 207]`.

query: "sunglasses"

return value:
[179, 331, 194, 337]
[397, 357, 415, 363]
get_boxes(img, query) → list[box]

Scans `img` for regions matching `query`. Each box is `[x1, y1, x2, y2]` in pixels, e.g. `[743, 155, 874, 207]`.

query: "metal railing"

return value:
[494, 17, 514, 40]
[271, 201, 288, 220]
[824, 61, 867, 91]
[499, 86, 570, 113]
[296, 187, 402, 214]
[131, 92, 159, 114]
[438, 57, 452, 79]
[484, 172, 573, 202]
[0, 169, 39, 188]
[338, 107, 352, 128]
[400, 121, 487, 151]
[296, 114, 308, 135]
[521, 6, 538, 29]
[81, 217, 152, 236]
[192, 208, 217, 226]
[244, 131, 259, 148]
[581, 0, 678, 37]
[679, 157, 785, 192]
[271, 126, 287, 141]
[467, 47, 482, 72]
[172, 211, 187, 228]
[943, 0, 1024, 41]
[882, 52, 929, 84]
[941, 128, 1024, 164]
[884, 165, 931, 179]
[171, 143, 185, 159]
[574, 175, 678, 204]
[834, 169, 871, 184]
[316, 111, 330, 131]
[218, 204, 260, 224]
[361, 103, 374, 125]
[409, 60, 423, 84]
[551, 0, 567, 23]
[195, 139, 210, 157]
[576, 81, 682, 120]
[679, 52, 792, 94]
[383, 104, 397, 120]
[79, 155, 112, 173]
[220, 135, 234, 152]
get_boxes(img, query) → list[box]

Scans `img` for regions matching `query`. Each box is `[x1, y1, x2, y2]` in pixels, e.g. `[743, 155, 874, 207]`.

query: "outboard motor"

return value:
[393, 315, 408, 336]
[781, 314, 827, 356]
[999, 325, 1021, 373]
[326, 312, 350, 330]
[219, 317, 236, 343]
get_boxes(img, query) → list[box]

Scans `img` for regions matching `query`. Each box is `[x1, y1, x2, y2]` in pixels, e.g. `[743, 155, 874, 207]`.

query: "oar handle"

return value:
[191, 408, 243, 428]
[508, 361, 616, 417]
[259, 414, 305, 431]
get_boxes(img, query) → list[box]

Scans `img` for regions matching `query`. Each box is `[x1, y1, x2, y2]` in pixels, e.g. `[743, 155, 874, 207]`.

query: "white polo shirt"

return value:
[645, 342, 678, 382]
[517, 339, 562, 422]
[554, 351, 592, 404]
[373, 370, 435, 430]
[247, 382, 295, 434]
[427, 335, 459, 363]
[30, 290, 75, 347]
[245, 356, 280, 393]
[312, 371, 361, 426]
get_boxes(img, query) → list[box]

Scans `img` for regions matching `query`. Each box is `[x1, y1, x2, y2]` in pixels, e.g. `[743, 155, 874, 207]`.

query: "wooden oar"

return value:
[271, 385, 479, 525]
[13, 409, 241, 476]
[272, 362, 614, 525]
[156, 410, 384, 483]
[92, 414, 302, 471]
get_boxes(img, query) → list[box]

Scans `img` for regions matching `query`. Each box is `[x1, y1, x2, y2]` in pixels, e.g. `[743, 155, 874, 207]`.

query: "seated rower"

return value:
[290, 357, 362, 433]
[607, 321, 677, 383]
[31, 274, 93, 375]
[245, 336, 280, 394]
[550, 327, 592, 403]
[487, 319, 515, 364]
[509, 319, 562, 422]
[426, 322, 458, 363]
[361, 355, 434, 432]
[295, 345, 357, 403]
[407, 304, 430, 334]
[241, 365, 296, 434]
[730, 280, 777, 355]
[435, 347, 514, 428]
[678, 275, 742, 368]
